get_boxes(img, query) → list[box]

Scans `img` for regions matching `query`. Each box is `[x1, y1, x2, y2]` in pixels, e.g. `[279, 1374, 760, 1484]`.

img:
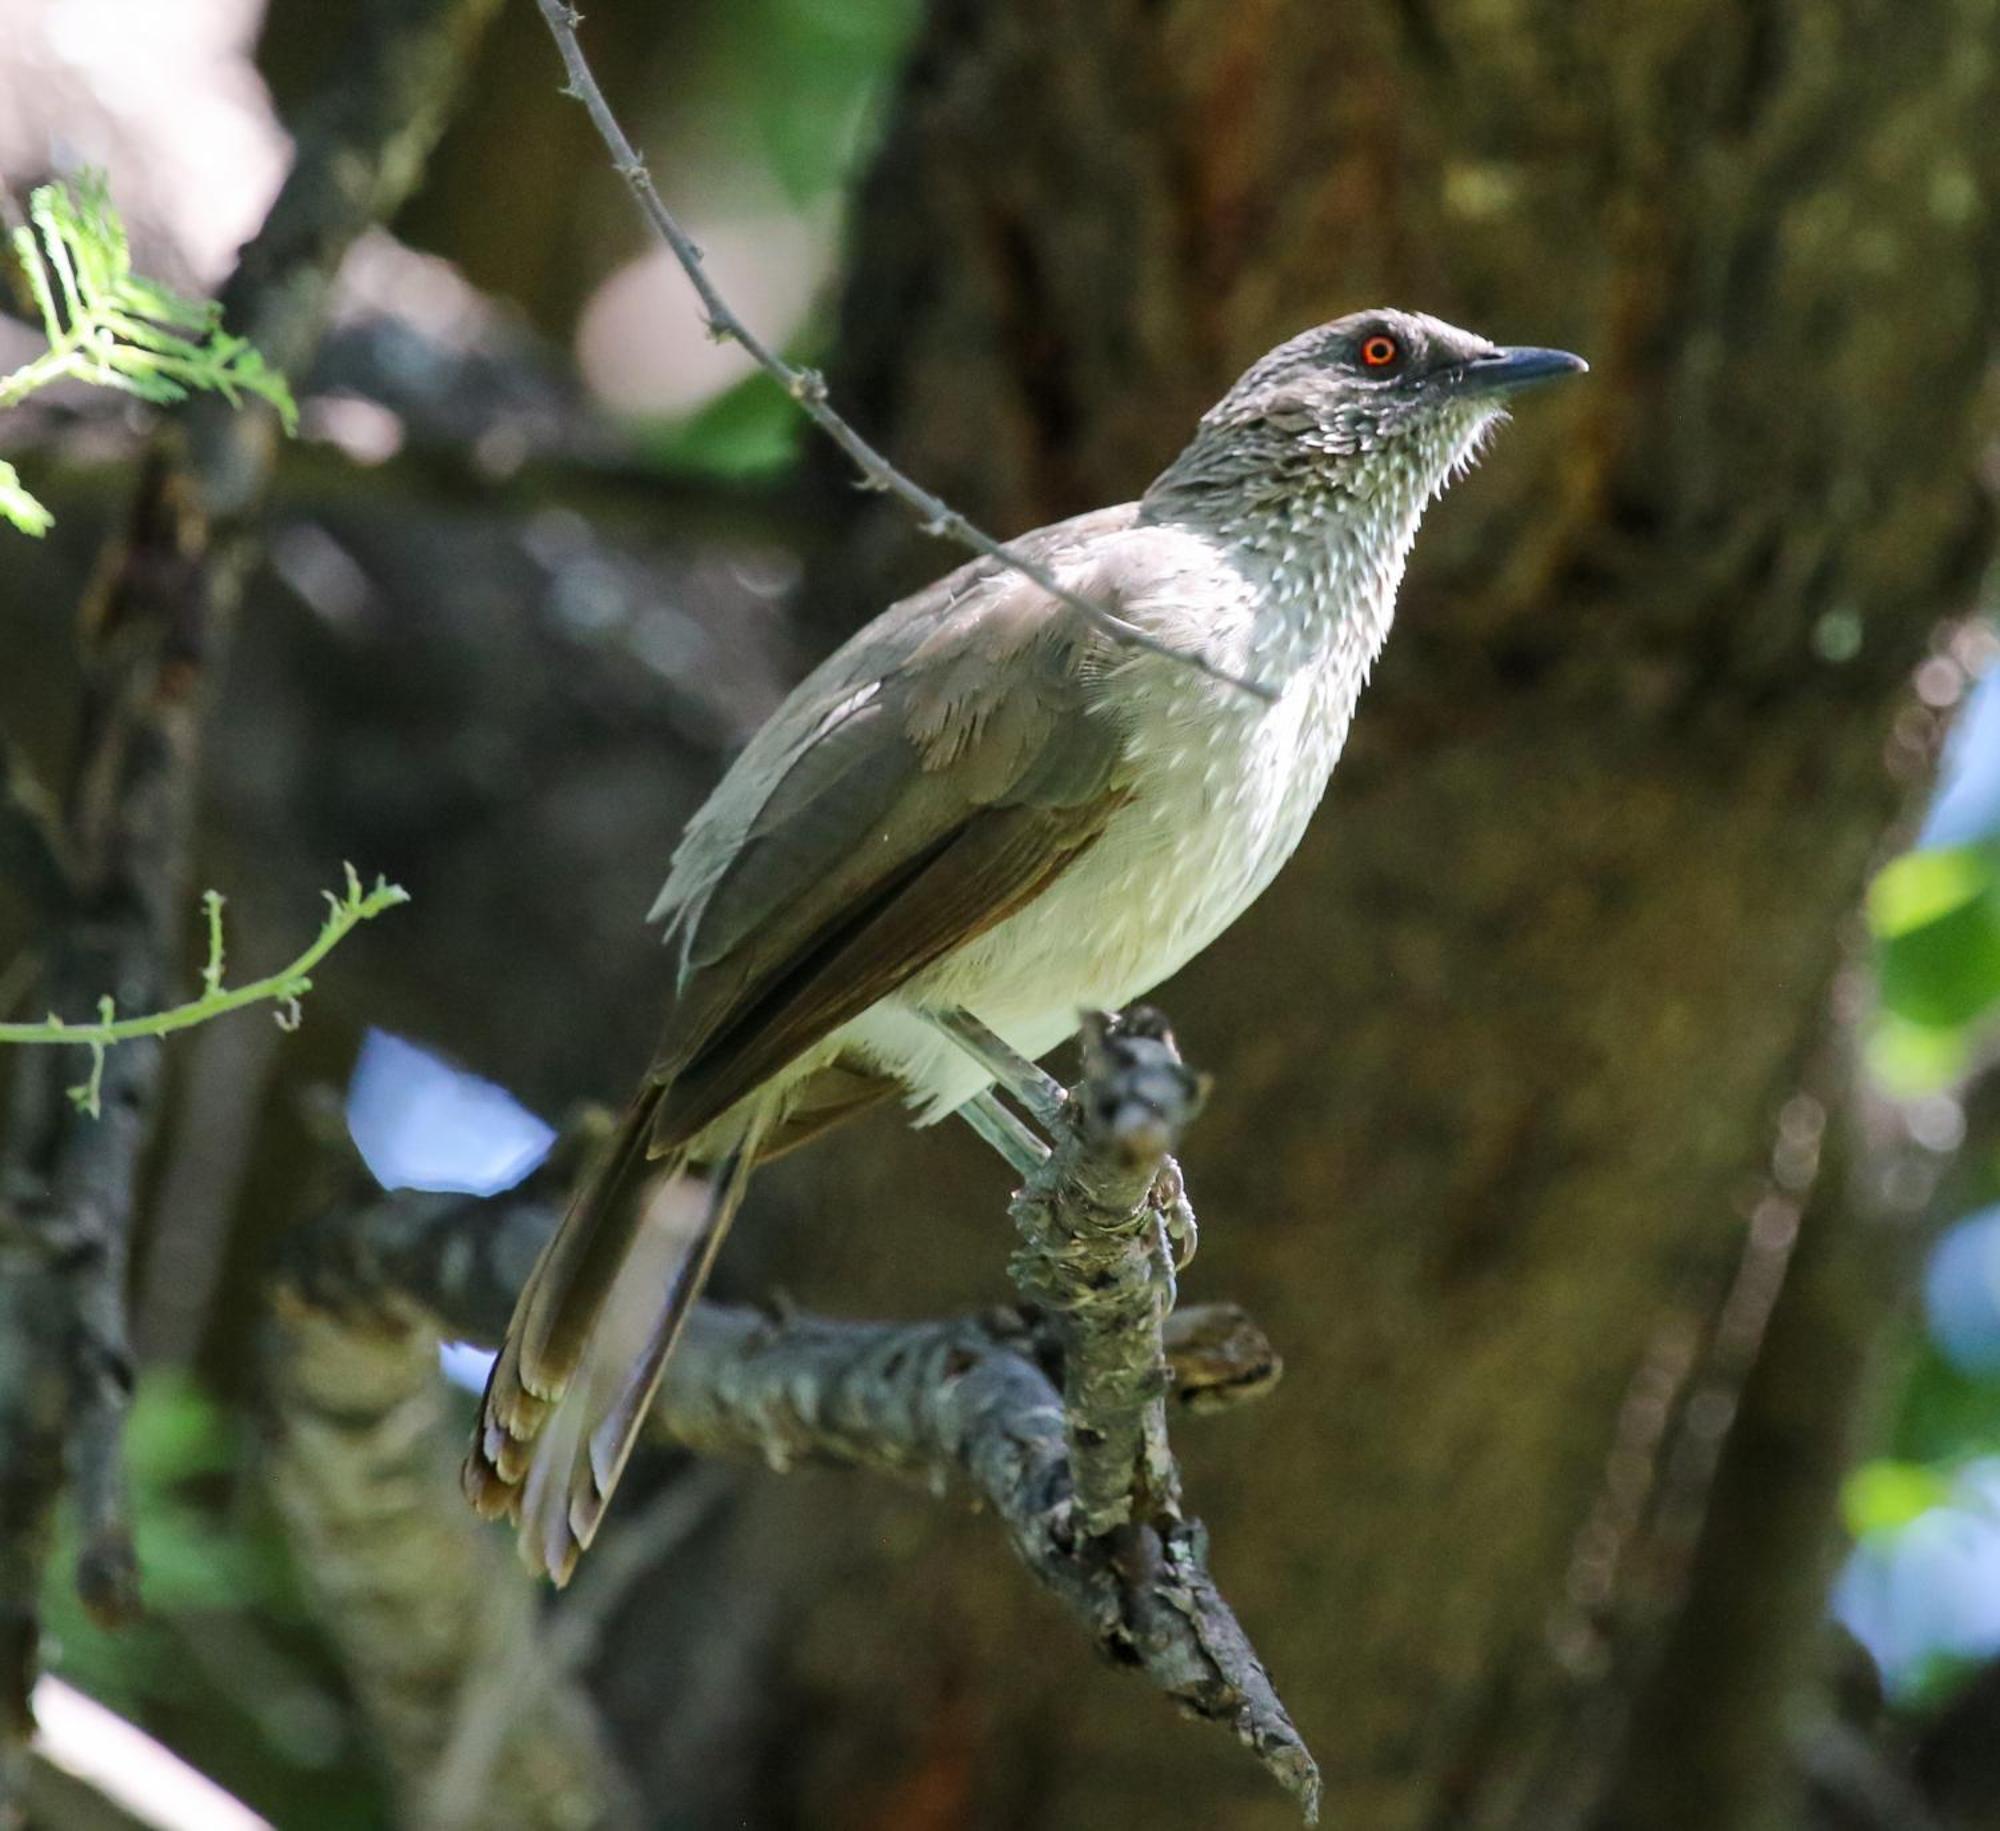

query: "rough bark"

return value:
[263, 1288, 637, 1831]
[737, 3, 2000, 1826]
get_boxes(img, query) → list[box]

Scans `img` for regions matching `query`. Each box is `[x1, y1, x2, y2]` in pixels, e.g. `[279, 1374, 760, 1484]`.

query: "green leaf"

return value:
[125, 1372, 240, 1484]
[1869, 846, 1992, 939]
[1841, 1459, 1954, 1536]
[0, 458, 53, 535]
[728, 0, 924, 202]
[2, 173, 299, 444]
[1866, 1012, 1972, 1097]
[1892, 1342, 2000, 1465]
[1872, 847, 2000, 1028]
[638, 369, 802, 478]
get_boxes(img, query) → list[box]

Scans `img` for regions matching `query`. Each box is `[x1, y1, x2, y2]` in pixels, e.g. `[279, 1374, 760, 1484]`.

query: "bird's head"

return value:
[1145, 308, 1585, 526]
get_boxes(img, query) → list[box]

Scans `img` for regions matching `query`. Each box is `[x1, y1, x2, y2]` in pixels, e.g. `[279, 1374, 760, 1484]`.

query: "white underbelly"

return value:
[840, 663, 1348, 1121]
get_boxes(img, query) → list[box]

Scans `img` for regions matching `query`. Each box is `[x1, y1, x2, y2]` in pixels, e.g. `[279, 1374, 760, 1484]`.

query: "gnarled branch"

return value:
[279, 1008, 1321, 1821]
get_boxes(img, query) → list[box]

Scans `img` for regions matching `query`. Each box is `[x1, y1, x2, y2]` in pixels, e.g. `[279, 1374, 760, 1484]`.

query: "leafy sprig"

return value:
[0, 173, 297, 535]
[0, 867, 409, 1117]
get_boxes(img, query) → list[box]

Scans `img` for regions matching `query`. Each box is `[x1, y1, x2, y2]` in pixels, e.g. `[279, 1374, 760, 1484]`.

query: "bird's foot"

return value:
[1152, 1157, 1198, 1270]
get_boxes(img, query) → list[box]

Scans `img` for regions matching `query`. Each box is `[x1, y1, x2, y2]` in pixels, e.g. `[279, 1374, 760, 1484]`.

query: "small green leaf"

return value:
[0, 458, 54, 535]
[1866, 1012, 1972, 1097]
[1869, 846, 1993, 940]
[1873, 848, 2000, 1029]
[1841, 1459, 1953, 1537]
[1, 172, 300, 476]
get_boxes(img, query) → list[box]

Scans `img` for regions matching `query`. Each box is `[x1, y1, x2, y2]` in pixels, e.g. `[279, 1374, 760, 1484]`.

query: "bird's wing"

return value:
[645, 516, 1144, 1155]
[470, 514, 1181, 1557]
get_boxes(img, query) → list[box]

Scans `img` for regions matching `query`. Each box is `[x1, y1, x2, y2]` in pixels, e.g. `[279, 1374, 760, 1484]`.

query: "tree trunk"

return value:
[660, 2, 1998, 1825]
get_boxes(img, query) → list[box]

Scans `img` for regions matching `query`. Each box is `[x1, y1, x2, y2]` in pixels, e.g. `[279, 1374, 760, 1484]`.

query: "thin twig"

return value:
[0, 868, 408, 1118]
[531, 0, 1278, 707]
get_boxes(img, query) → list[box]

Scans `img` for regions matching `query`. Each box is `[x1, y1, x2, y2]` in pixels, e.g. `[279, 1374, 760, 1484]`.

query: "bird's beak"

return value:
[1450, 346, 1588, 398]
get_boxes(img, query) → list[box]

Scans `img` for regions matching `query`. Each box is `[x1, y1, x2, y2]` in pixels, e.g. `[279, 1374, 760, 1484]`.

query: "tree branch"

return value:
[263, 1285, 637, 1830]
[1600, 1023, 1938, 1830]
[1009, 1007, 1206, 1534]
[0, 0, 506, 1812]
[281, 1009, 1320, 1821]
[529, 1, 1277, 706]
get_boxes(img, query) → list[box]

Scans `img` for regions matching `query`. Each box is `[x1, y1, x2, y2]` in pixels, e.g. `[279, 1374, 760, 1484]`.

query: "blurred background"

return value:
[3, 0, 1999, 1826]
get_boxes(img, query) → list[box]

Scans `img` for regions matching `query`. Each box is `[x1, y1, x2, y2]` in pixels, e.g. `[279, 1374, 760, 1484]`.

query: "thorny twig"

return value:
[530, 0, 1278, 707]
[0, 868, 408, 1119]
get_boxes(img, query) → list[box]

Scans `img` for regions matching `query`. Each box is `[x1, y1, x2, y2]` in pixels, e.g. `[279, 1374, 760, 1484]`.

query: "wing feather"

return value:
[641, 522, 1143, 1155]
[649, 796, 1124, 1154]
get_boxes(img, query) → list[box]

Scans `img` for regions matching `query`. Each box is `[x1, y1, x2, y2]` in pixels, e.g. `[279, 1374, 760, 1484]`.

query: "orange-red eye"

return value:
[1360, 333, 1400, 369]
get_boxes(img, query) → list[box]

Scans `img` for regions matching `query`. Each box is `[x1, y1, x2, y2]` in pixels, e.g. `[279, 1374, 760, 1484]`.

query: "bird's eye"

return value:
[1359, 333, 1401, 370]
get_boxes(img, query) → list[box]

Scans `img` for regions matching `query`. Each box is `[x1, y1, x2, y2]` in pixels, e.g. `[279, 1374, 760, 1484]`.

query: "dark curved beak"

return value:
[1452, 346, 1588, 398]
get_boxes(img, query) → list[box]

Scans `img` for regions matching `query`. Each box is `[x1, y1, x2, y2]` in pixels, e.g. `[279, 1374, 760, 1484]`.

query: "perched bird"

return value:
[465, 308, 1586, 1579]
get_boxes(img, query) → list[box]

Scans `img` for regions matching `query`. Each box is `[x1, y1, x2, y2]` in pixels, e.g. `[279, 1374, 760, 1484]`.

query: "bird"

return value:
[464, 307, 1586, 1580]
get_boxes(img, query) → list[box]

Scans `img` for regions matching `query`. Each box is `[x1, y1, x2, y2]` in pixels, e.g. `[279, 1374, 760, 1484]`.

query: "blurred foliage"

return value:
[0, 174, 295, 535]
[1892, 1346, 2000, 1466]
[699, 0, 922, 205]
[641, 368, 802, 479]
[1842, 1460, 1956, 1538]
[39, 1373, 386, 1830]
[621, 0, 918, 477]
[1848, 677, 2000, 1708]
[1871, 845, 2000, 1048]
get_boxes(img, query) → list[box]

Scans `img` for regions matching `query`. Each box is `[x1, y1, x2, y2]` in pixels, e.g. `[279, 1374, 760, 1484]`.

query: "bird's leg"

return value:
[959, 1088, 1050, 1176]
[930, 1007, 1066, 1130]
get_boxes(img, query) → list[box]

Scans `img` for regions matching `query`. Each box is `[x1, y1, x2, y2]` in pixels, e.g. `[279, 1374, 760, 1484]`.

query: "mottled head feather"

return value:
[1143, 309, 1518, 528]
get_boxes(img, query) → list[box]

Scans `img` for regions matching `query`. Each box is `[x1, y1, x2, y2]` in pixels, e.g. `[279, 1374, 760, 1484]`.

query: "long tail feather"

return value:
[462, 1090, 667, 1518]
[463, 1089, 774, 1584]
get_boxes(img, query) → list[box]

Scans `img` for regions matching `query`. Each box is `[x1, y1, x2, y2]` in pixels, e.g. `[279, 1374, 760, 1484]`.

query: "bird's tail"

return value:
[463, 1087, 771, 1583]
